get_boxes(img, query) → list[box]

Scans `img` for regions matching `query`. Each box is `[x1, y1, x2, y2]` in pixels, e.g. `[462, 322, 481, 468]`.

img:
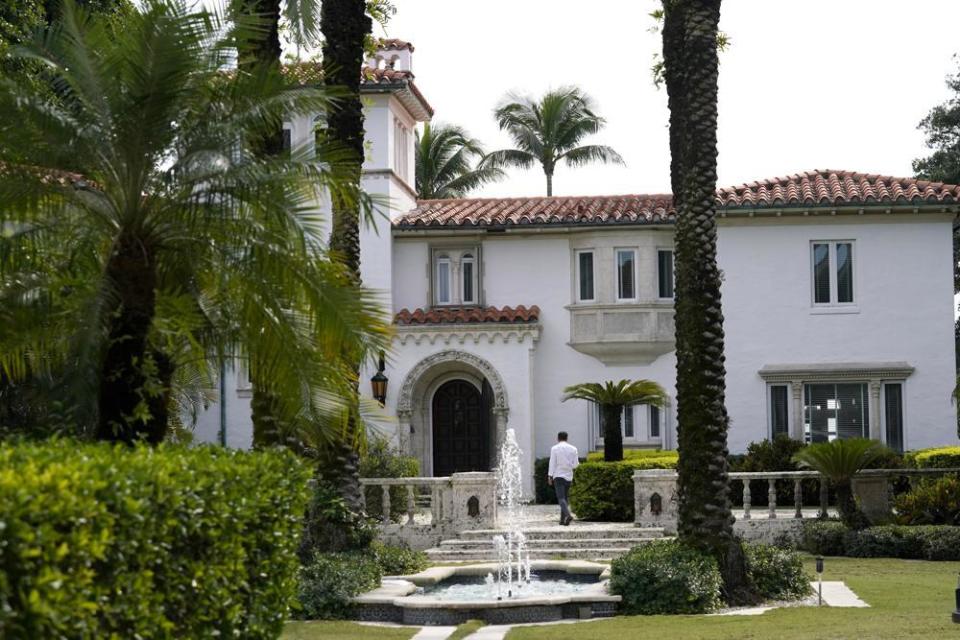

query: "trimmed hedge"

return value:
[894, 475, 960, 525]
[534, 457, 557, 504]
[569, 457, 677, 521]
[801, 520, 960, 560]
[906, 446, 960, 469]
[744, 544, 812, 601]
[296, 552, 381, 620]
[0, 441, 310, 640]
[610, 540, 722, 614]
[585, 449, 679, 463]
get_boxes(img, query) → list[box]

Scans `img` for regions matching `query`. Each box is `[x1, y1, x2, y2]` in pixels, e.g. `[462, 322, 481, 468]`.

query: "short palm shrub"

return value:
[894, 475, 960, 525]
[744, 544, 812, 601]
[801, 520, 848, 556]
[0, 441, 309, 640]
[360, 436, 420, 521]
[569, 457, 677, 521]
[793, 438, 888, 529]
[296, 552, 382, 620]
[371, 542, 429, 576]
[610, 540, 722, 614]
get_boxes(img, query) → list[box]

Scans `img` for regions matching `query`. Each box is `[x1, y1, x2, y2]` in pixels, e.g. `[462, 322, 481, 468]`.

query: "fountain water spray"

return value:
[488, 428, 532, 600]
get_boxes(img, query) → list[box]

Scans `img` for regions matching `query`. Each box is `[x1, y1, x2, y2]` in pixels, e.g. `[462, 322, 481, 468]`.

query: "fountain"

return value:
[490, 428, 532, 600]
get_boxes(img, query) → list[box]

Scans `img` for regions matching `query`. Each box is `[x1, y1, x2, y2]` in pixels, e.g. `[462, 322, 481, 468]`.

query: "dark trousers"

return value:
[554, 477, 571, 522]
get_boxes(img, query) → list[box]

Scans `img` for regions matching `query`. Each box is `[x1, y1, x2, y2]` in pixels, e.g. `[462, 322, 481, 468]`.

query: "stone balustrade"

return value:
[359, 471, 498, 550]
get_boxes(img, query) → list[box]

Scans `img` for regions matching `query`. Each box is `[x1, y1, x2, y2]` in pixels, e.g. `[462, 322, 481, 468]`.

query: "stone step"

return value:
[437, 537, 655, 549]
[424, 545, 658, 562]
[457, 527, 663, 541]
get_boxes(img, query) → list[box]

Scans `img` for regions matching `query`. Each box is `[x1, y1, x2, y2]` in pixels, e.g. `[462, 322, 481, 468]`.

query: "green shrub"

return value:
[299, 480, 376, 559]
[534, 457, 557, 504]
[360, 436, 419, 522]
[912, 525, 960, 560]
[843, 525, 914, 558]
[585, 449, 679, 462]
[729, 436, 805, 507]
[371, 542, 429, 576]
[0, 441, 309, 640]
[744, 543, 812, 600]
[296, 552, 382, 620]
[906, 446, 960, 469]
[570, 457, 677, 521]
[610, 540, 722, 614]
[894, 475, 960, 525]
[801, 520, 848, 556]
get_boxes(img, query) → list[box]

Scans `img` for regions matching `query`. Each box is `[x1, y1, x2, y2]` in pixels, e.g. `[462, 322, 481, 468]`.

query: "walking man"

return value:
[547, 431, 579, 526]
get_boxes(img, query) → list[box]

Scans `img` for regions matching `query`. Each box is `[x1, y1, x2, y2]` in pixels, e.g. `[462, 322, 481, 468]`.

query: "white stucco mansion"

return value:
[194, 40, 960, 492]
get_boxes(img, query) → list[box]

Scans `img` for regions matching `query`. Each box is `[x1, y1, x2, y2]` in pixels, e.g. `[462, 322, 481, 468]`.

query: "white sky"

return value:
[374, 0, 960, 199]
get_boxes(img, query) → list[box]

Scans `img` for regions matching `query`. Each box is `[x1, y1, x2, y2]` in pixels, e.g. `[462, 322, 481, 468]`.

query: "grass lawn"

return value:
[508, 556, 960, 639]
[281, 621, 416, 640]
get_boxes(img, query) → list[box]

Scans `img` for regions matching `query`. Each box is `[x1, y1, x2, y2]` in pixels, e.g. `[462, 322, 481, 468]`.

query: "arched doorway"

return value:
[431, 379, 491, 476]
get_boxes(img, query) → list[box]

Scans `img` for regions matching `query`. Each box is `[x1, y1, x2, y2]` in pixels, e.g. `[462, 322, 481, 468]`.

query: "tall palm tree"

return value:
[0, 0, 389, 443]
[661, 0, 750, 600]
[485, 87, 624, 197]
[562, 380, 667, 462]
[794, 438, 886, 530]
[415, 122, 504, 199]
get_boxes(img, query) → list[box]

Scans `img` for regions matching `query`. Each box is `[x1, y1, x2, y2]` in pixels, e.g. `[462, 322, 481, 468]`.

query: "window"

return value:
[803, 383, 868, 443]
[623, 406, 634, 438]
[576, 251, 595, 301]
[769, 384, 789, 437]
[616, 249, 636, 300]
[462, 253, 476, 304]
[394, 119, 410, 182]
[658, 249, 674, 299]
[435, 255, 451, 305]
[649, 405, 661, 438]
[812, 241, 855, 306]
[884, 383, 904, 453]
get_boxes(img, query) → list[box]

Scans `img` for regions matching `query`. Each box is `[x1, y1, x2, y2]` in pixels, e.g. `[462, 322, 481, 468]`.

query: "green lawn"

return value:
[508, 557, 960, 639]
[281, 557, 960, 640]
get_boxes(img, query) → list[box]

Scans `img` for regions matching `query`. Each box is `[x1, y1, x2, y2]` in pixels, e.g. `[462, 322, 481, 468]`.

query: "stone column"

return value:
[492, 407, 509, 468]
[449, 472, 498, 530]
[852, 474, 892, 524]
[868, 380, 882, 441]
[791, 381, 805, 441]
[397, 409, 412, 453]
[633, 469, 678, 534]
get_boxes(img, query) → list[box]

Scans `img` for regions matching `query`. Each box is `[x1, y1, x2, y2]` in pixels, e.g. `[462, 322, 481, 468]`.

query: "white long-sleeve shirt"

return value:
[547, 441, 579, 481]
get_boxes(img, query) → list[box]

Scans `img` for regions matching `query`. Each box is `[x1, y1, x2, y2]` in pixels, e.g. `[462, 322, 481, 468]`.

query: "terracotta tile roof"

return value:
[398, 194, 675, 228]
[361, 66, 415, 84]
[395, 305, 540, 325]
[396, 170, 960, 229]
[718, 170, 960, 208]
[376, 38, 414, 52]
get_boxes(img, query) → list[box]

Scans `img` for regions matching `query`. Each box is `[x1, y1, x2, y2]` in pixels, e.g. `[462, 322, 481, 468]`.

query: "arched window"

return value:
[461, 253, 476, 304]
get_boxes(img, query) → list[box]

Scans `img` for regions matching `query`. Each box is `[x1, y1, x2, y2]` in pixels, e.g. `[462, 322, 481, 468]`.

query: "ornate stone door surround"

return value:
[396, 350, 509, 476]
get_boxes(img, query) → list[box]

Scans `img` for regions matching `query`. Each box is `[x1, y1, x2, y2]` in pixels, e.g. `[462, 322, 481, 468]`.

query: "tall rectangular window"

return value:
[577, 251, 594, 301]
[616, 249, 636, 300]
[812, 241, 855, 306]
[435, 257, 451, 305]
[803, 382, 868, 443]
[658, 249, 674, 299]
[623, 406, 634, 438]
[769, 385, 789, 437]
[462, 254, 475, 304]
[649, 405, 661, 438]
[884, 383, 904, 453]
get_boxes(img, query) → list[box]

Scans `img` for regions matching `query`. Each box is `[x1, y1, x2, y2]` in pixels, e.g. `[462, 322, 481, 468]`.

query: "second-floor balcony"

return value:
[567, 302, 675, 365]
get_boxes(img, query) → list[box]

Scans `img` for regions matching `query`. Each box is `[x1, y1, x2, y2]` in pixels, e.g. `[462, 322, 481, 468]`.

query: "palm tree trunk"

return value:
[836, 480, 870, 530]
[546, 171, 554, 197]
[664, 0, 752, 602]
[96, 232, 160, 443]
[321, 0, 372, 514]
[602, 404, 624, 462]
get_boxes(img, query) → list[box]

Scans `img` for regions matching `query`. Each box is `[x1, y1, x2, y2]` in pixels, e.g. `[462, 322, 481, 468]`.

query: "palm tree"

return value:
[794, 438, 886, 530]
[661, 0, 751, 600]
[415, 123, 505, 199]
[562, 380, 667, 462]
[0, 0, 389, 443]
[485, 87, 624, 196]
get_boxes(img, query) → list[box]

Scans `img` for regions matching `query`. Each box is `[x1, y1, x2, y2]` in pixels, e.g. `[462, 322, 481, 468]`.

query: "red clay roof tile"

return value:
[395, 305, 540, 326]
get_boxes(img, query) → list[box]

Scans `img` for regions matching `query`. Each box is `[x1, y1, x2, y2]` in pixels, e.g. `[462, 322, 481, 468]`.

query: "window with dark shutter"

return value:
[770, 385, 789, 437]
[884, 383, 904, 453]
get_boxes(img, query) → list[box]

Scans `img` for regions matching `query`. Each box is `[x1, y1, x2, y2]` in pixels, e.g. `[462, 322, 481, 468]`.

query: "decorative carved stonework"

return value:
[397, 350, 509, 415]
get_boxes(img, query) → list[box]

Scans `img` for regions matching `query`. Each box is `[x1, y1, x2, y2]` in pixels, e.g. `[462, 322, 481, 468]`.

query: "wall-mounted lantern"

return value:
[370, 352, 388, 406]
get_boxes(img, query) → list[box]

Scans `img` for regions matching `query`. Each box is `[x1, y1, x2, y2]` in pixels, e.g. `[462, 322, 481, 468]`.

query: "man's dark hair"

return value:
[557, 431, 568, 441]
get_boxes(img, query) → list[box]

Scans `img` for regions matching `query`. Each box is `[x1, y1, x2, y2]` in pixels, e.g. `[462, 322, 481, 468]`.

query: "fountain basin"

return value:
[352, 560, 619, 625]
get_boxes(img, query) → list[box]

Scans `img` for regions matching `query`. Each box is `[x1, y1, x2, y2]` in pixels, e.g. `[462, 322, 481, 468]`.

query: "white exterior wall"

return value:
[719, 215, 958, 451]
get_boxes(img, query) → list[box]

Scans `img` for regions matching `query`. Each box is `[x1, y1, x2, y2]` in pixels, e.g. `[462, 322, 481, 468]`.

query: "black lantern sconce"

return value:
[953, 572, 960, 624]
[370, 352, 388, 406]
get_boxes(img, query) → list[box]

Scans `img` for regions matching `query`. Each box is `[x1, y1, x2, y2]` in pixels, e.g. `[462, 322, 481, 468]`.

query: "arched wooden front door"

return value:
[432, 379, 490, 477]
